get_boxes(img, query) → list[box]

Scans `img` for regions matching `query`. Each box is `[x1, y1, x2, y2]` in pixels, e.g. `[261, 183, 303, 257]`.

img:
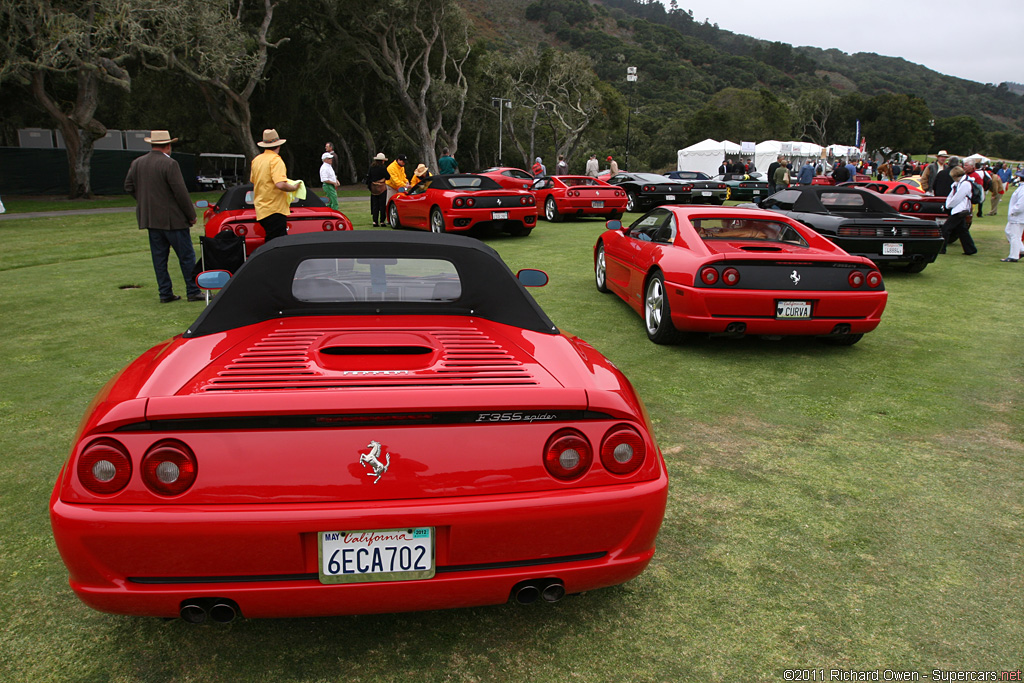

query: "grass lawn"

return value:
[0, 195, 1021, 682]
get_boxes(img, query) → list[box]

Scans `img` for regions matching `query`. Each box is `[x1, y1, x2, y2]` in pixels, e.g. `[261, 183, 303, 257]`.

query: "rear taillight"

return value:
[521, 195, 532, 205]
[322, 220, 334, 231]
[866, 271, 883, 288]
[722, 267, 740, 286]
[899, 201, 911, 212]
[234, 224, 248, 236]
[453, 197, 465, 208]
[77, 439, 132, 495]
[700, 267, 718, 285]
[912, 202, 922, 212]
[848, 270, 865, 288]
[600, 426, 646, 475]
[544, 429, 592, 480]
[643, 185, 654, 192]
[141, 440, 197, 496]
[466, 197, 476, 207]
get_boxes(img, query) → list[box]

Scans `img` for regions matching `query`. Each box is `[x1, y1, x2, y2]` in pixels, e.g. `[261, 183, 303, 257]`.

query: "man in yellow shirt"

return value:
[250, 129, 300, 243]
[386, 153, 410, 203]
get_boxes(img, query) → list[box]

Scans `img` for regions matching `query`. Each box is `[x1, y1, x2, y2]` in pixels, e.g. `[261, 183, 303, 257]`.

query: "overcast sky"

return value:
[668, 2, 1023, 86]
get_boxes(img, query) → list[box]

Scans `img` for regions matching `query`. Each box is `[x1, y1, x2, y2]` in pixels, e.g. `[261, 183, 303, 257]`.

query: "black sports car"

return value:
[713, 172, 770, 202]
[605, 172, 693, 213]
[663, 171, 729, 204]
[758, 186, 944, 273]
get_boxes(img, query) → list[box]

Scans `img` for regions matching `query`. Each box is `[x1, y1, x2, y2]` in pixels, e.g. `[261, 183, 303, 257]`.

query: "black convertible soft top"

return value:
[213, 183, 327, 211]
[787, 186, 897, 214]
[185, 231, 558, 337]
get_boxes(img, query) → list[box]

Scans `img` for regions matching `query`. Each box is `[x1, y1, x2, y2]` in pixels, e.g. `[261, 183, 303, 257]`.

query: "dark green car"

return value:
[712, 172, 769, 202]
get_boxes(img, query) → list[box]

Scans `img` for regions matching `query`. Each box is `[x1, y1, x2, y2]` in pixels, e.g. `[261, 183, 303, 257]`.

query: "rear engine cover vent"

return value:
[197, 328, 537, 392]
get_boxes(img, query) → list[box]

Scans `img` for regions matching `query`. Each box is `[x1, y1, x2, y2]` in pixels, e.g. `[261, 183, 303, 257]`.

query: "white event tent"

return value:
[676, 139, 742, 176]
[752, 140, 824, 175]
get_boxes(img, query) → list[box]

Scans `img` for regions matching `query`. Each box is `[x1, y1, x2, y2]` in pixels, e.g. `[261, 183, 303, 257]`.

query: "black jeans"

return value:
[259, 213, 288, 242]
[370, 192, 387, 225]
[148, 228, 199, 299]
[943, 212, 977, 254]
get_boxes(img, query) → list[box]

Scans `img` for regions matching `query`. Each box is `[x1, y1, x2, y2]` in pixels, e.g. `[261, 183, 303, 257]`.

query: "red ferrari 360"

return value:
[388, 174, 537, 236]
[199, 183, 352, 256]
[531, 175, 627, 222]
[838, 181, 946, 220]
[595, 205, 887, 346]
[478, 166, 536, 191]
[51, 232, 666, 621]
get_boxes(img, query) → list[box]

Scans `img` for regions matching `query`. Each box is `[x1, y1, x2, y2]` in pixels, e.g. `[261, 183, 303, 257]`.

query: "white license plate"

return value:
[665, 195, 675, 201]
[492, 211, 509, 220]
[319, 528, 434, 584]
[882, 242, 904, 255]
[753, 190, 761, 195]
[777, 301, 811, 319]
[591, 200, 604, 208]
[701, 191, 712, 196]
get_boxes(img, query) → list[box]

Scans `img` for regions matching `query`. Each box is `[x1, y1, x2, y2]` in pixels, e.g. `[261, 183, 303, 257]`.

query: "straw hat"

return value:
[143, 130, 178, 145]
[257, 129, 286, 148]
[414, 163, 429, 177]
[373, 152, 386, 161]
[936, 150, 949, 158]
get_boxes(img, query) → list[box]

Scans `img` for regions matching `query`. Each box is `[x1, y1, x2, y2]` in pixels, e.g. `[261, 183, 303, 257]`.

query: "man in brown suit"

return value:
[124, 130, 202, 303]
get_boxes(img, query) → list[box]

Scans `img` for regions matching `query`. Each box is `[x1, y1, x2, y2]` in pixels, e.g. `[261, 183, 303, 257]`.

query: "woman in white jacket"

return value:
[1003, 186, 1024, 262]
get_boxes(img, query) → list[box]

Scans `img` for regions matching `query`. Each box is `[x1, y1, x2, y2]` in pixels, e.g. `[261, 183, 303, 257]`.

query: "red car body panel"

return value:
[202, 184, 352, 256]
[596, 205, 887, 339]
[50, 232, 666, 619]
[839, 182, 946, 219]
[388, 174, 537, 235]
[532, 175, 628, 221]
[478, 167, 536, 191]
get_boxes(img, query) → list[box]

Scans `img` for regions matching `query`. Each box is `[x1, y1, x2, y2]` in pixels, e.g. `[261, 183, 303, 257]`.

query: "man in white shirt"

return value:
[585, 154, 599, 178]
[942, 167, 977, 255]
[1002, 185, 1024, 261]
[320, 152, 340, 210]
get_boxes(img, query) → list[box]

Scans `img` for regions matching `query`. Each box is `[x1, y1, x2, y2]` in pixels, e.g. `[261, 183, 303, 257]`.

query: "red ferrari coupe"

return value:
[838, 181, 946, 220]
[531, 175, 627, 222]
[51, 231, 667, 621]
[478, 166, 536, 191]
[594, 205, 887, 346]
[388, 174, 537, 236]
[199, 183, 352, 256]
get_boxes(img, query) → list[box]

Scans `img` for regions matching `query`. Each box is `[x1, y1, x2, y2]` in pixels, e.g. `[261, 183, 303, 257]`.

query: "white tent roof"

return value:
[677, 139, 743, 176]
[752, 141, 823, 176]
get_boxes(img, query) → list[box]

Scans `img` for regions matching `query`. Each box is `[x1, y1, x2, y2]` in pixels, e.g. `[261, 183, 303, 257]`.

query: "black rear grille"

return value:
[469, 196, 527, 209]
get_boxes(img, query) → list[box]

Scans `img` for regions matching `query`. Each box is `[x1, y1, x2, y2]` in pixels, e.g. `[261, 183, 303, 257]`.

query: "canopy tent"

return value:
[676, 139, 742, 176]
[962, 153, 990, 166]
[826, 144, 861, 160]
[752, 140, 824, 176]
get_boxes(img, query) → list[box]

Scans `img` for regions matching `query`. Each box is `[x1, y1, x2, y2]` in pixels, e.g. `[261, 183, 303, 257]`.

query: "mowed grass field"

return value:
[0, 192, 1022, 683]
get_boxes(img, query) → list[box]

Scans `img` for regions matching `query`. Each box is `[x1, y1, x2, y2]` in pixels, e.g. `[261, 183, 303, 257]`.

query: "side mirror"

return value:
[197, 270, 231, 290]
[516, 269, 548, 287]
[606, 219, 622, 231]
[195, 200, 209, 208]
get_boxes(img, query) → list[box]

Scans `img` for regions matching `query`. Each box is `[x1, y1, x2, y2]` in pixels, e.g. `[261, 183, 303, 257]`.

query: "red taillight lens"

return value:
[322, 220, 334, 231]
[219, 226, 232, 235]
[722, 267, 740, 286]
[700, 267, 719, 285]
[899, 201, 911, 212]
[77, 439, 132, 495]
[521, 196, 529, 205]
[466, 197, 476, 207]
[848, 270, 865, 288]
[453, 197, 465, 208]
[141, 440, 197, 496]
[866, 271, 882, 288]
[234, 224, 248, 236]
[912, 202, 922, 212]
[600, 425, 646, 475]
[543, 429, 593, 480]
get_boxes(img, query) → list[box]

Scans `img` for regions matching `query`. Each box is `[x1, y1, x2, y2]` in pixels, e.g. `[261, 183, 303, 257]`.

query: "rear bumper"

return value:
[830, 236, 944, 264]
[668, 283, 886, 336]
[556, 198, 627, 215]
[52, 474, 667, 618]
[444, 207, 536, 231]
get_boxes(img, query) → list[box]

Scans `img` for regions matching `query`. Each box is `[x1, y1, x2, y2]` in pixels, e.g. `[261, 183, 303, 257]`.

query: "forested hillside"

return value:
[2, 0, 1021, 197]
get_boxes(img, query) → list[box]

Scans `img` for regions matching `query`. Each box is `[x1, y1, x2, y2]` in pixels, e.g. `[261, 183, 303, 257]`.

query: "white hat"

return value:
[374, 152, 386, 161]
[322, 152, 334, 160]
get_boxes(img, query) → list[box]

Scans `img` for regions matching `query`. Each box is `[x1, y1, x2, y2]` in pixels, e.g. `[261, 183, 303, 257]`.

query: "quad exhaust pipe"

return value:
[512, 579, 565, 604]
[179, 599, 240, 624]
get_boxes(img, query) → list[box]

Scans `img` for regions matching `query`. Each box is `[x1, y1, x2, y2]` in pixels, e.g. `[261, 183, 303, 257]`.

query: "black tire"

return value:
[544, 197, 562, 223]
[595, 244, 610, 293]
[819, 333, 864, 346]
[388, 202, 402, 229]
[903, 261, 928, 273]
[644, 272, 682, 344]
[430, 207, 445, 233]
[626, 192, 638, 213]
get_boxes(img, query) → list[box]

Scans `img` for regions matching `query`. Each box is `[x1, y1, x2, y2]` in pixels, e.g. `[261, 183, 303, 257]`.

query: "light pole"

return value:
[491, 97, 512, 165]
[625, 67, 637, 172]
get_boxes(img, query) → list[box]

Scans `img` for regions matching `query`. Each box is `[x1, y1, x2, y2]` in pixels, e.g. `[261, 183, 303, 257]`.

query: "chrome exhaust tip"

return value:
[180, 603, 207, 624]
[209, 603, 237, 624]
[541, 582, 566, 603]
[515, 585, 541, 604]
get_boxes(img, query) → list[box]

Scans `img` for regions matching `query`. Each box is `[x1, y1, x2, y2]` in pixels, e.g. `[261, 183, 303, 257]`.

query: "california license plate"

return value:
[318, 528, 434, 584]
[665, 195, 675, 201]
[701, 191, 712, 196]
[777, 301, 811, 319]
[591, 200, 604, 208]
[882, 243, 904, 255]
[492, 211, 509, 220]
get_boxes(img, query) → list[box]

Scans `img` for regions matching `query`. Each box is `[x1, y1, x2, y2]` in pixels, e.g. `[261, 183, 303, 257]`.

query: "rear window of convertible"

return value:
[692, 218, 807, 246]
[292, 258, 462, 302]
